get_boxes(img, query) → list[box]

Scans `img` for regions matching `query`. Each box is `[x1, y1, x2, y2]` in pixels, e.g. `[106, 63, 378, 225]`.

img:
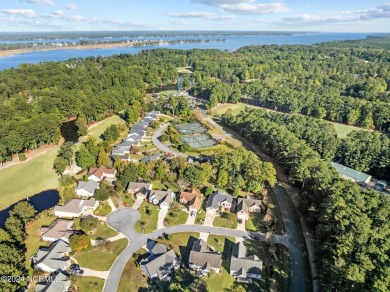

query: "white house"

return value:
[88, 166, 117, 182]
[75, 180, 99, 198]
[148, 190, 175, 209]
[54, 198, 99, 218]
[236, 198, 262, 221]
[206, 190, 233, 215]
[41, 219, 74, 243]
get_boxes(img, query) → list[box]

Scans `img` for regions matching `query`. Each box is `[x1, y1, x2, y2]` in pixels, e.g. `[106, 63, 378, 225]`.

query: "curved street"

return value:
[152, 123, 188, 158]
[103, 181, 307, 292]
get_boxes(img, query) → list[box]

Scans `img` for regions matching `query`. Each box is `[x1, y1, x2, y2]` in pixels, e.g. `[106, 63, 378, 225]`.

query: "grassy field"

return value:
[88, 222, 119, 240]
[0, 149, 59, 211]
[80, 115, 126, 143]
[134, 201, 159, 233]
[207, 235, 235, 252]
[74, 238, 128, 271]
[177, 67, 193, 74]
[164, 204, 189, 227]
[24, 213, 56, 270]
[118, 249, 149, 292]
[212, 103, 367, 138]
[213, 212, 238, 229]
[71, 276, 105, 292]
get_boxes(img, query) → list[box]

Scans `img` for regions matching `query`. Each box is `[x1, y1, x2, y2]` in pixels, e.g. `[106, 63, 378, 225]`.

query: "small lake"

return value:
[0, 189, 59, 227]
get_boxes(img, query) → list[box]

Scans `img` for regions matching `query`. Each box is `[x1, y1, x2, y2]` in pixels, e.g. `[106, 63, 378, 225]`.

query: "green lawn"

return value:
[164, 205, 189, 227]
[331, 122, 367, 138]
[71, 276, 105, 292]
[134, 202, 159, 233]
[88, 222, 119, 240]
[118, 249, 149, 292]
[81, 115, 125, 143]
[121, 193, 135, 208]
[74, 238, 128, 271]
[151, 180, 167, 190]
[195, 200, 207, 225]
[93, 201, 112, 216]
[25, 213, 56, 271]
[245, 213, 267, 233]
[207, 235, 235, 253]
[213, 212, 238, 229]
[156, 232, 199, 263]
[203, 267, 235, 291]
[0, 149, 59, 211]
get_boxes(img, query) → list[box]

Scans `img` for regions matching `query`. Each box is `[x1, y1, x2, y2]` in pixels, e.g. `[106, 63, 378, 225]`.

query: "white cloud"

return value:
[25, 0, 55, 7]
[42, 10, 84, 21]
[192, 0, 288, 15]
[168, 11, 235, 20]
[65, 3, 79, 11]
[0, 9, 36, 18]
[171, 20, 188, 25]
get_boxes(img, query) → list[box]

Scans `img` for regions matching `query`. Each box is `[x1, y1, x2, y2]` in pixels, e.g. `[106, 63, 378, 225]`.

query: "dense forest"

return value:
[1, 39, 390, 163]
[224, 109, 390, 291]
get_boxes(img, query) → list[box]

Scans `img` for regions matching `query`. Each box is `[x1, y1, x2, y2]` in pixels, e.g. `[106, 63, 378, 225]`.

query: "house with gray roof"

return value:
[236, 198, 263, 221]
[140, 241, 179, 280]
[140, 153, 160, 164]
[148, 189, 175, 209]
[331, 162, 372, 185]
[75, 180, 99, 198]
[35, 271, 70, 292]
[230, 242, 263, 283]
[54, 198, 99, 218]
[189, 239, 222, 276]
[41, 219, 74, 243]
[127, 182, 152, 199]
[206, 190, 233, 214]
[32, 240, 71, 273]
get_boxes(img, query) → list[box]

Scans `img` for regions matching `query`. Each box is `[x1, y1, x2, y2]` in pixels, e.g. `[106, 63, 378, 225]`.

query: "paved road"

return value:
[152, 123, 188, 158]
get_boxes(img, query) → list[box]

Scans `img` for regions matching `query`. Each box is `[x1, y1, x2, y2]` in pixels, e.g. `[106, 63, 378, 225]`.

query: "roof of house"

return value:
[180, 189, 202, 209]
[34, 240, 70, 270]
[41, 219, 73, 241]
[75, 180, 99, 194]
[54, 198, 97, 214]
[230, 242, 262, 275]
[189, 240, 222, 270]
[127, 182, 152, 193]
[206, 191, 233, 209]
[88, 166, 116, 180]
[140, 249, 177, 278]
[140, 154, 161, 164]
[236, 198, 262, 214]
[35, 271, 69, 292]
[149, 190, 174, 205]
[331, 162, 371, 182]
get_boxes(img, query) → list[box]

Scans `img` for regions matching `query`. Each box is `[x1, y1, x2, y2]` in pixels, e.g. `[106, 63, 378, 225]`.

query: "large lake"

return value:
[0, 32, 370, 71]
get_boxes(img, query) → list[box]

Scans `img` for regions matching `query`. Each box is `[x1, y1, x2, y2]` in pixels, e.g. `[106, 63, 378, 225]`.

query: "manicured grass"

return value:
[164, 204, 189, 227]
[82, 115, 126, 143]
[88, 222, 119, 240]
[74, 238, 128, 271]
[246, 213, 267, 233]
[24, 213, 56, 270]
[0, 149, 59, 211]
[203, 267, 235, 291]
[71, 276, 105, 292]
[121, 193, 135, 208]
[177, 67, 193, 74]
[118, 249, 149, 292]
[134, 201, 159, 233]
[195, 200, 207, 225]
[213, 212, 238, 229]
[332, 122, 366, 138]
[156, 232, 199, 262]
[151, 180, 167, 190]
[93, 201, 112, 216]
[207, 235, 235, 252]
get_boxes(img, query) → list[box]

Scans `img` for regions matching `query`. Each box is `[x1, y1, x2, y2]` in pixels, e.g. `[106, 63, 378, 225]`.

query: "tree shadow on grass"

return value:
[179, 235, 198, 264]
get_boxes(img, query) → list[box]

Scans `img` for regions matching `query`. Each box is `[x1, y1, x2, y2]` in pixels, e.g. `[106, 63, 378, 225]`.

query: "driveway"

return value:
[152, 123, 188, 158]
[157, 208, 168, 229]
[203, 212, 215, 226]
[131, 198, 144, 210]
[82, 268, 109, 280]
[185, 212, 196, 225]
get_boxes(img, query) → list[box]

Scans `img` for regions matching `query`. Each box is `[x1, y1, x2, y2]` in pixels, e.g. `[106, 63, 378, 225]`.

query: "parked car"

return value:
[375, 180, 387, 192]
[73, 269, 84, 275]
[70, 264, 80, 270]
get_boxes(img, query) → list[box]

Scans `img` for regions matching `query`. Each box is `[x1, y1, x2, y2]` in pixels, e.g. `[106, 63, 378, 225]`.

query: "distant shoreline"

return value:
[0, 42, 138, 57]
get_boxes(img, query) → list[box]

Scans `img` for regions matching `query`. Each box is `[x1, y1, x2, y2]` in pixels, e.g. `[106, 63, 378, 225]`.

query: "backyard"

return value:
[117, 249, 149, 292]
[73, 238, 128, 271]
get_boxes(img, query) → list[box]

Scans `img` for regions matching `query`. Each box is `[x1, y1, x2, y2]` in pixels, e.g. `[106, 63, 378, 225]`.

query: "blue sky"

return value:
[1, 0, 390, 32]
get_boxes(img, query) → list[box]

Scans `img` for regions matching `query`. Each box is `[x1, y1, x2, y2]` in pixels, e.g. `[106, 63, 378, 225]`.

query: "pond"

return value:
[0, 189, 59, 227]
[60, 119, 79, 142]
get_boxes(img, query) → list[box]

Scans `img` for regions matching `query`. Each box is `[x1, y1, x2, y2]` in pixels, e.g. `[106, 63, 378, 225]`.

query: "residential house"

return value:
[179, 189, 203, 214]
[230, 242, 263, 283]
[140, 153, 160, 164]
[148, 189, 175, 209]
[127, 182, 152, 199]
[206, 190, 233, 215]
[35, 271, 70, 292]
[236, 198, 263, 222]
[32, 239, 71, 273]
[140, 240, 180, 280]
[75, 180, 99, 198]
[88, 166, 117, 182]
[331, 162, 372, 185]
[189, 239, 222, 276]
[54, 198, 99, 218]
[41, 219, 74, 243]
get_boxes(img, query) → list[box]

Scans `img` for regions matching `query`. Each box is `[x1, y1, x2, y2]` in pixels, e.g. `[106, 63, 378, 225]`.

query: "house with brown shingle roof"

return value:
[88, 166, 117, 182]
[188, 239, 222, 276]
[54, 198, 99, 218]
[179, 189, 203, 214]
[148, 189, 175, 209]
[236, 198, 263, 221]
[127, 182, 152, 199]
